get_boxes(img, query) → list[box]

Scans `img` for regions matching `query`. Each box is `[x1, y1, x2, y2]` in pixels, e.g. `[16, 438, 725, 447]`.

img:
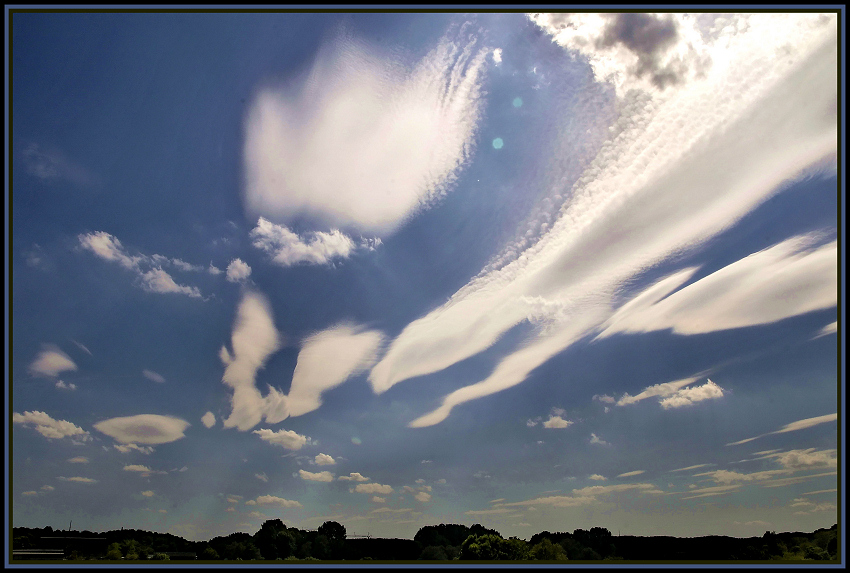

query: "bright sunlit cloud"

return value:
[93, 414, 190, 445]
[29, 345, 77, 378]
[726, 413, 837, 446]
[13, 411, 91, 442]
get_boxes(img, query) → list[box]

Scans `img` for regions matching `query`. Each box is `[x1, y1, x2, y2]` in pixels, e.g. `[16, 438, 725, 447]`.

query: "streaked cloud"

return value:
[13, 411, 90, 441]
[29, 345, 77, 378]
[299, 469, 334, 482]
[669, 463, 713, 473]
[617, 470, 646, 478]
[93, 414, 189, 445]
[501, 483, 660, 508]
[726, 413, 837, 446]
[253, 428, 310, 450]
[142, 369, 166, 384]
[67, 457, 88, 464]
[242, 25, 489, 235]
[812, 321, 837, 339]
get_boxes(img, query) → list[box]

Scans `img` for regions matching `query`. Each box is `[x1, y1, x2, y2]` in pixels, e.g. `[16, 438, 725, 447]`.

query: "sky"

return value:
[8, 10, 842, 543]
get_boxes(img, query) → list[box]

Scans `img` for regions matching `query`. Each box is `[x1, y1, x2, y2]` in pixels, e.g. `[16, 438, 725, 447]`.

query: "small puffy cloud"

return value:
[58, 476, 97, 484]
[314, 453, 336, 466]
[616, 377, 700, 407]
[659, 379, 724, 409]
[123, 465, 167, 476]
[41, 485, 55, 492]
[29, 345, 77, 378]
[22, 491, 38, 496]
[254, 428, 310, 450]
[354, 483, 393, 494]
[492, 48, 502, 63]
[55, 380, 77, 391]
[255, 473, 267, 483]
[371, 496, 386, 503]
[526, 418, 539, 427]
[590, 434, 609, 446]
[94, 414, 189, 445]
[617, 470, 646, 478]
[299, 469, 334, 482]
[542, 415, 573, 429]
[242, 28, 489, 235]
[593, 394, 615, 404]
[141, 490, 155, 497]
[414, 491, 431, 503]
[142, 369, 166, 384]
[251, 495, 302, 508]
[226, 258, 252, 283]
[208, 263, 223, 275]
[251, 218, 355, 267]
[67, 457, 88, 464]
[726, 413, 837, 446]
[225, 507, 235, 512]
[338, 472, 370, 482]
[201, 412, 216, 429]
[114, 443, 154, 455]
[588, 474, 607, 481]
[13, 411, 90, 441]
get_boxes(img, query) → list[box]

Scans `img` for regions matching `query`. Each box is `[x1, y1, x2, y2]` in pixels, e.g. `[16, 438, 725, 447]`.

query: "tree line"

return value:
[12, 520, 839, 561]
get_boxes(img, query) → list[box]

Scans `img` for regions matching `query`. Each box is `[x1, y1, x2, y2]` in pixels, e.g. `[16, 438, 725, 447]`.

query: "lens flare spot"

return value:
[492, 138, 504, 149]
[512, 97, 523, 107]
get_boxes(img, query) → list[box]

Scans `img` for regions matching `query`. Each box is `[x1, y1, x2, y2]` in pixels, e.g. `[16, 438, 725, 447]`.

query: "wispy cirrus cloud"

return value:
[368, 16, 836, 429]
[142, 369, 166, 384]
[726, 413, 837, 446]
[242, 24, 489, 236]
[21, 142, 97, 187]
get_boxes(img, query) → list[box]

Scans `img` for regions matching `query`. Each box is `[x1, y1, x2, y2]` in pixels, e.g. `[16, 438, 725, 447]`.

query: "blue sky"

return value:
[9, 11, 841, 542]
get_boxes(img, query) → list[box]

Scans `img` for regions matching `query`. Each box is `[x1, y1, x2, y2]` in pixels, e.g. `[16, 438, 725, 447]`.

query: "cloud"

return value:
[371, 496, 386, 503]
[201, 412, 216, 429]
[593, 394, 615, 404]
[21, 491, 38, 496]
[491, 47, 502, 64]
[208, 263, 223, 275]
[299, 469, 334, 482]
[338, 472, 370, 482]
[589, 474, 607, 481]
[255, 473, 268, 482]
[771, 448, 837, 470]
[726, 413, 837, 446]
[658, 379, 725, 409]
[123, 465, 166, 476]
[114, 443, 154, 455]
[465, 508, 515, 516]
[415, 491, 432, 502]
[13, 411, 90, 441]
[616, 377, 700, 406]
[220, 290, 287, 431]
[502, 483, 659, 508]
[314, 453, 336, 466]
[242, 24, 488, 235]
[371, 507, 413, 514]
[590, 434, 609, 446]
[57, 476, 98, 484]
[812, 321, 837, 339]
[285, 324, 385, 418]
[354, 483, 394, 495]
[370, 17, 837, 428]
[142, 369, 166, 384]
[78, 231, 203, 298]
[226, 258, 252, 283]
[617, 470, 645, 478]
[250, 218, 356, 266]
[680, 484, 742, 499]
[72, 340, 93, 356]
[29, 345, 77, 378]
[67, 457, 88, 464]
[693, 469, 788, 485]
[41, 485, 54, 492]
[669, 463, 713, 473]
[542, 415, 573, 429]
[141, 490, 155, 497]
[21, 142, 96, 186]
[253, 428, 310, 450]
[93, 414, 189, 445]
[251, 495, 302, 508]
[55, 380, 77, 391]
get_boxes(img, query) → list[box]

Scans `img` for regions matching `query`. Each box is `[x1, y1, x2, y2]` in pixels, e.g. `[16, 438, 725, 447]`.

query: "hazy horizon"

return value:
[9, 9, 840, 543]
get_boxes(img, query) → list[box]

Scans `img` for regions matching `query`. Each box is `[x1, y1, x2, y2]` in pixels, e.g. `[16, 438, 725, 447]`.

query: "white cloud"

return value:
[208, 263, 223, 275]
[78, 231, 203, 298]
[338, 472, 370, 482]
[590, 433, 609, 446]
[255, 473, 268, 482]
[617, 470, 645, 478]
[72, 340, 93, 356]
[299, 469, 334, 482]
[285, 324, 384, 418]
[57, 476, 97, 484]
[370, 17, 837, 428]
[658, 379, 725, 409]
[415, 491, 432, 503]
[542, 415, 573, 429]
[220, 290, 287, 431]
[354, 483, 394, 495]
[726, 413, 837, 446]
[371, 496, 386, 503]
[593, 394, 615, 404]
[142, 369, 166, 384]
[29, 345, 77, 378]
[114, 443, 154, 455]
[250, 218, 356, 266]
[13, 411, 90, 441]
[226, 258, 252, 283]
[501, 483, 659, 508]
[67, 457, 88, 464]
[492, 48, 502, 64]
[253, 428, 310, 450]
[314, 453, 336, 466]
[371, 507, 413, 514]
[616, 377, 700, 406]
[242, 25, 488, 235]
[55, 380, 77, 391]
[669, 463, 713, 472]
[201, 412, 216, 429]
[772, 448, 836, 470]
[93, 414, 189, 445]
[588, 474, 607, 481]
[812, 321, 837, 339]
[41, 485, 54, 492]
[251, 495, 302, 508]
